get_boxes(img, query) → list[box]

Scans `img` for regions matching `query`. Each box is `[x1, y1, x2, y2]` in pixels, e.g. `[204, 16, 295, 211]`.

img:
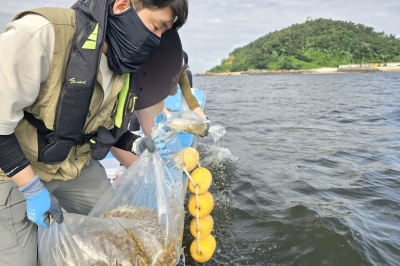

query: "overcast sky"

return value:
[1, 0, 399, 74]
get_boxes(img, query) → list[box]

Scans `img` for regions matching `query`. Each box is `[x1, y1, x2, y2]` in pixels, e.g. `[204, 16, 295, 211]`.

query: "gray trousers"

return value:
[0, 160, 111, 266]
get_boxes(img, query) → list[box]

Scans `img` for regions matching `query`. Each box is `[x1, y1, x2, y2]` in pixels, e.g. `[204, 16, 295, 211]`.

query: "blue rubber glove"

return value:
[19, 175, 64, 228]
[133, 135, 170, 159]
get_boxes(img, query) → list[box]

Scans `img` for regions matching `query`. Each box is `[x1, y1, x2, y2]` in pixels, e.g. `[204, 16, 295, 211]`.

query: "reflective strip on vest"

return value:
[115, 73, 131, 128]
[82, 23, 98, 50]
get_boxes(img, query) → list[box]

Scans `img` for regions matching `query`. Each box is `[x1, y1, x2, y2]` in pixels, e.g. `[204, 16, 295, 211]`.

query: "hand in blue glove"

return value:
[19, 175, 64, 228]
[133, 135, 170, 159]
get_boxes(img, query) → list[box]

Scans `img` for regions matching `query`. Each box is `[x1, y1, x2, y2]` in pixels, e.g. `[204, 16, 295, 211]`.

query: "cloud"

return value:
[1, 0, 399, 74]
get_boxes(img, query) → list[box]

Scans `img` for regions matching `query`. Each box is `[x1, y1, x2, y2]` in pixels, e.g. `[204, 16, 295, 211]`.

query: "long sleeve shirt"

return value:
[0, 14, 54, 135]
[179, 71, 200, 110]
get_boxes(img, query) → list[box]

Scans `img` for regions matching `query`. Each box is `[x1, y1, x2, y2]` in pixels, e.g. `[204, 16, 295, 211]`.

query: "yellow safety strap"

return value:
[115, 74, 131, 128]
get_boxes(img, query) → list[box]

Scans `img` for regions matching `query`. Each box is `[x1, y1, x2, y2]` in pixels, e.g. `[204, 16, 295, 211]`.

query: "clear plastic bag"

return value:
[166, 110, 209, 137]
[38, 131, 185, 266]
[208, 124, 226, 145]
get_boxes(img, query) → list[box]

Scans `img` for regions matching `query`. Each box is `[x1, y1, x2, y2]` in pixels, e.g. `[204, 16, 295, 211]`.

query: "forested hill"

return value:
[208, 18, 400, 72]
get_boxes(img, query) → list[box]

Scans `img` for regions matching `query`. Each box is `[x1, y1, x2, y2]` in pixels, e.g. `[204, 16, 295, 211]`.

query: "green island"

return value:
[204, 18, 400, 75]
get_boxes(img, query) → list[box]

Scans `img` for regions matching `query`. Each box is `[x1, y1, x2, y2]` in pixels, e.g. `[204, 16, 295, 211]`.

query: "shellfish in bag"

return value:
[38, 130, 185, 266]
[166, 110, 209, 137]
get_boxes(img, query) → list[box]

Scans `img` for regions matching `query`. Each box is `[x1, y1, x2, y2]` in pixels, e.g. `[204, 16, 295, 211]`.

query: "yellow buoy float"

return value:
[188, 167, 212, 194]
[190, 234, 217, 263]
[187, 191, 214, 218]
[190, 215, 214, 239]
[183, 147, 199, 172]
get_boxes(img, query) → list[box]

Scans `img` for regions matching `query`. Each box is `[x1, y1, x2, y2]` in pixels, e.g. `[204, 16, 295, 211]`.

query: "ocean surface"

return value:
[178, 72, 400, 266]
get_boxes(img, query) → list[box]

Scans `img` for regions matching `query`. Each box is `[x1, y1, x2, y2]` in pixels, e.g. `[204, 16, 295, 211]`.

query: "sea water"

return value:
[178, 72, 400, 266]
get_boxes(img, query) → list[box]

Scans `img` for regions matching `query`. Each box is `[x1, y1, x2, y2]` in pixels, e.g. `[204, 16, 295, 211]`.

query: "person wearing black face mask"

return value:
[105, 0, 161, 74]
[0, 0, 188, 264]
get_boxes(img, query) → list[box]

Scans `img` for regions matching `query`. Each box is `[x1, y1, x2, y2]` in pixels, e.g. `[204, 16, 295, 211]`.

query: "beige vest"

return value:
[0, 8, 126, 182]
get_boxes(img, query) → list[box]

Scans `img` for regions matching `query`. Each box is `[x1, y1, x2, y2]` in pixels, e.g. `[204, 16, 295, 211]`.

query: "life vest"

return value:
[22, 0, 137, 164]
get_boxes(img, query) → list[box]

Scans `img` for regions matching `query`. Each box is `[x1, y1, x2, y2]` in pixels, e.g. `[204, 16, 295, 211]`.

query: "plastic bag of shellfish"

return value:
[165, 110, 209, 137]
[38, 129, 185, 266]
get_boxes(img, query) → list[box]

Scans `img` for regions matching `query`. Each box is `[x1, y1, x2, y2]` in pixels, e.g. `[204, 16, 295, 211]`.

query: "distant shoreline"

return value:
[196, 66, 400, 76]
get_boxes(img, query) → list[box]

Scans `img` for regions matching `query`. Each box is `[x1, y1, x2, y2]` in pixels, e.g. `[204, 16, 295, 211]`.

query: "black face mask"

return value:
[105, 1, 161, 74]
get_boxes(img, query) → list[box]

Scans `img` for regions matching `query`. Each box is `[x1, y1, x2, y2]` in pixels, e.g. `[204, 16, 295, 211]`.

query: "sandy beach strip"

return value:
[198, 66, 400, 76]
[377, 66, 400, 72]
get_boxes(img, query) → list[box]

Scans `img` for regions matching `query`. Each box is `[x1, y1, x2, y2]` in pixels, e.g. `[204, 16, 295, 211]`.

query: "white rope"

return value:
[181, 246, 186, 266]
[196, 185, 200, 253]
[184, 167, 201, 253]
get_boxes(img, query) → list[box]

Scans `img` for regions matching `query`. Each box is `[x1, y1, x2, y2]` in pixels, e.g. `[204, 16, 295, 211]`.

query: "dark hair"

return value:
[132, 0, 188, 30]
